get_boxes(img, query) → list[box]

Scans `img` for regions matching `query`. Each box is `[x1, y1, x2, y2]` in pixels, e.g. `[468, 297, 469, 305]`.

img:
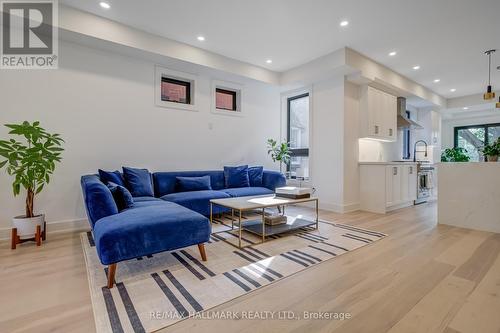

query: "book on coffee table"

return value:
[275, 186, 312, 199]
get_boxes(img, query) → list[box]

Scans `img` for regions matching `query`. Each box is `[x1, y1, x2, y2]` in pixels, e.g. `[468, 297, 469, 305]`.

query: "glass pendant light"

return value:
[484, 49, 496, 100]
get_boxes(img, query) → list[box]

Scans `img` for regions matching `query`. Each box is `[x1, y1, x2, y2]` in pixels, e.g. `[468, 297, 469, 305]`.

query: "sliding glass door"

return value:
[454, 123, 500, 161]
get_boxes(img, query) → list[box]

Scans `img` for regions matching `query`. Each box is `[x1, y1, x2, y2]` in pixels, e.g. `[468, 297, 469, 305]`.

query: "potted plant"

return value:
[441, 147, 470, 162]
[267, 138, 291, 173]
[481, 138, 500, 162]
[0, 121, 64, 239]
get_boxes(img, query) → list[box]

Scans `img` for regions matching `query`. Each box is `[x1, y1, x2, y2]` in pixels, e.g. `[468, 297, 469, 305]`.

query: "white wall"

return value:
[0, 40, 281, 233]
[309, 77, 345, 211]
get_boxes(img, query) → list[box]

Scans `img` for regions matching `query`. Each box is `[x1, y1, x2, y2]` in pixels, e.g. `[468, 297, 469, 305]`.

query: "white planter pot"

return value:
[13, 214, 45, 239]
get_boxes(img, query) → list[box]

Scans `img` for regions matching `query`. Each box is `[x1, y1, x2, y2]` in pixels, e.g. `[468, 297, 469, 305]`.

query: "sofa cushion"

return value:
[176, 176, 212, 192]
[123, 167, 154, 197]
[93, 202, 210, 265]
[107, 182, 134, 211]
[133, 196, 162, 202]
[81, 175, 119, 227]
[98, 169, 125, 187]
[153, 171, 225, 197]
[248, 166, 264, 187]
[224, 165, 250, 188]
[161, 190, 230, 216]
[222, 187, 274, 198]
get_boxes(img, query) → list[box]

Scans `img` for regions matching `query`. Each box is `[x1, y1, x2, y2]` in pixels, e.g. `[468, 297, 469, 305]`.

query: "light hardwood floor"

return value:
[1, 202, 500, 333]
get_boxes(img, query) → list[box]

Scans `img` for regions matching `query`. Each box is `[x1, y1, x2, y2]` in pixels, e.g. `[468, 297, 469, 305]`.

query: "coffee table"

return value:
[210, 195, 319, 248]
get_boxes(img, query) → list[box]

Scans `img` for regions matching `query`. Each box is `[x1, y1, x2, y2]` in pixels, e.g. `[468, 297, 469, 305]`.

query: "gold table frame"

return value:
[210, 195, 319, 249]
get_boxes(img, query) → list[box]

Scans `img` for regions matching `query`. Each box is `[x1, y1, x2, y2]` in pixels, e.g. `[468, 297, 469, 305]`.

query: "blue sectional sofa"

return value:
[81, 167, 285, 288]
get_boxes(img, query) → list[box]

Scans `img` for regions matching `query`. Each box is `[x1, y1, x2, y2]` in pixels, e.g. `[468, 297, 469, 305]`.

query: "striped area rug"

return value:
[81, 213, 386, 332]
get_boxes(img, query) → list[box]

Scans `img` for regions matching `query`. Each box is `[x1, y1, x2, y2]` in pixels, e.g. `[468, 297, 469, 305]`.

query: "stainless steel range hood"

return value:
[397, 97, 423, 129]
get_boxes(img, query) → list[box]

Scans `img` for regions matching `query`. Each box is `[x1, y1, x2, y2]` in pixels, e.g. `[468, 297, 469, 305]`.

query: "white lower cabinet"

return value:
[360, 163, 417, 213]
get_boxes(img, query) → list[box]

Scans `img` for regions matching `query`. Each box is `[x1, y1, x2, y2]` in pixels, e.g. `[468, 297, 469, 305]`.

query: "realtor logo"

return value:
[1, 0, 58, 69]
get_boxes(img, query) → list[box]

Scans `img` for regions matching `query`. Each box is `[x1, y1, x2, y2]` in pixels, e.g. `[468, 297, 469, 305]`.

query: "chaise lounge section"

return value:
[81, 167, 285, 288]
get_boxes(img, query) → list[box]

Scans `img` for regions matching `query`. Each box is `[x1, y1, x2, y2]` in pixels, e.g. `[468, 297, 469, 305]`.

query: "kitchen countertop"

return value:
[358, 161, 418, 165]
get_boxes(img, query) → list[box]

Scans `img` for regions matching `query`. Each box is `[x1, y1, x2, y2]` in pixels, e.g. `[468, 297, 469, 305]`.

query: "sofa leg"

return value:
[198, 243, 207, 261]
[107, 263, 117, 289]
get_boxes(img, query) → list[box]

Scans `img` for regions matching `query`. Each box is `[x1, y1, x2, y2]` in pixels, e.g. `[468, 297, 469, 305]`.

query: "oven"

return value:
[415, 165, 434, 204]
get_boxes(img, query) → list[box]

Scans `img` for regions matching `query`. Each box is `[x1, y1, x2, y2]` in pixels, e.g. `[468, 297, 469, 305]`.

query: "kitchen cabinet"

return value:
[360, 163, 417, 213]
[360, 86, 397, 141]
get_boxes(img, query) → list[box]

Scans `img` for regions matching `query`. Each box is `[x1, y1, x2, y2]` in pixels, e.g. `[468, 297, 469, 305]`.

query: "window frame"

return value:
[454, 122, 500, 160]
[402, 110, 411, 159]
[155, 65, 198, 112]
[286, 92, 310, 177]
[211, 80, 243, 116]
[161, 77, 191, 105]
[215, 88, 237, 111]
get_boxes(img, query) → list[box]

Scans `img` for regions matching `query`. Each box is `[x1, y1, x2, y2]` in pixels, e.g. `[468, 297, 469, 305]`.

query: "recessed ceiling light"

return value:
[99, 2, 110, 9]
[450, 88, 456, 92]
[266, 59, 272, 64]
[197, 36, 205, 41]
[340, 20, 349, 27]
[389, 51, 397, 57]
[433, 79, 441, 83]
[413, 65, 420, 70]
[463, 107, 469, 110]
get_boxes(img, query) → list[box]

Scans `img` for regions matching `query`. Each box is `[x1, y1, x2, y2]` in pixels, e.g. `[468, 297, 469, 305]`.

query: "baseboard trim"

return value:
[0, 218, 89, 241]
[319, 202, 360, 214]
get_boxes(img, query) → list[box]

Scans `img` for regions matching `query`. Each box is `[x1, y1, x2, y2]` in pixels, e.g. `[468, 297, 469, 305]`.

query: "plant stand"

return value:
[11, 221, 46, 249]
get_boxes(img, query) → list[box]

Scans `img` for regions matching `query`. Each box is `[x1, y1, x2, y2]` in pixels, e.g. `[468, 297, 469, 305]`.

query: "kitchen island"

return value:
[438, 162, 500, 233]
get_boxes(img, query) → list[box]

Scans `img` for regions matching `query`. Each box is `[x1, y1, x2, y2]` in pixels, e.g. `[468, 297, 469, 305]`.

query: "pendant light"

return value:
[498, 66, 500, 109]
[484, 49, 496, 100]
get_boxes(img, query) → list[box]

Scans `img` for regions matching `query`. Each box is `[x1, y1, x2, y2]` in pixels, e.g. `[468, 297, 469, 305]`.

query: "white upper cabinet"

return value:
[359, 86, 397, 141]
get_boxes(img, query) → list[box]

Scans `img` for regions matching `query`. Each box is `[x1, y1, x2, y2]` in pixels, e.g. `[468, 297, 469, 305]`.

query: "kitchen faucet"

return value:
[413, 140, 428, 162]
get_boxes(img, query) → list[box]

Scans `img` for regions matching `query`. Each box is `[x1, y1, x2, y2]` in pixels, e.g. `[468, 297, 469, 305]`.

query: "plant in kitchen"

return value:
[267, 138, 291, 173]
[481, 138, 500, 162]
[441, 147, 470, 162]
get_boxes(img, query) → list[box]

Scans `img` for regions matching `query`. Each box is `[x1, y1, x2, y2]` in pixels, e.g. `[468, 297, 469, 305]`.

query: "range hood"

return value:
[397, 97, 423, 129]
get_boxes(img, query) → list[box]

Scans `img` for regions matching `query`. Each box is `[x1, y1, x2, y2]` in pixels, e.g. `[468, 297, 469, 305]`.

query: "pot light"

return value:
[389, 51, 397, 57]
[99, 2, 110, 9]
[340, 20, 349, 27]
[266, 59, 272, 64]
[450, 88, 456, 92]
[413, 65, 420, 70]
[433, 79, 441, 83]
[463, 107, 469, 110]
[197, 36, 205, 41]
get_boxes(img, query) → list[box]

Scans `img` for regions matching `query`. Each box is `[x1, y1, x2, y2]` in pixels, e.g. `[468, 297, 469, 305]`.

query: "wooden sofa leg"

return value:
[107, 263, 117, 289]
[198, 243, 207, 261]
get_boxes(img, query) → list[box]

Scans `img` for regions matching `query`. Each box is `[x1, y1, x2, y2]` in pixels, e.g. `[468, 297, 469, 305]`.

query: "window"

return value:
[211, 80, 242, 115]
[287, 93, 310, 179]
[215, 88, 237, 111]
[454, 123, 500, 161]
[402, 111, 411, 159]
[161, 77, 191, 104]
[155, 66, 198, 111]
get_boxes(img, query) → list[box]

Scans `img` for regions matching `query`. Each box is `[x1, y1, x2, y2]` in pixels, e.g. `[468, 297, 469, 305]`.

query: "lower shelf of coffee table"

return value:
[240, 217, 317, 237]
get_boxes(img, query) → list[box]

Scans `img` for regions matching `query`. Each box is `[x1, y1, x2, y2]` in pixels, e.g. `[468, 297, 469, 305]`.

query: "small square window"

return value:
[161, 77, 191, 104]
[216, 88, 237, 111]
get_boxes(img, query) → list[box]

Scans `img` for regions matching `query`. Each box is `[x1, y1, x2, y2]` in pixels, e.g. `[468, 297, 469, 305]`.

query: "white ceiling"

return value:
[62, 0, 500, 99]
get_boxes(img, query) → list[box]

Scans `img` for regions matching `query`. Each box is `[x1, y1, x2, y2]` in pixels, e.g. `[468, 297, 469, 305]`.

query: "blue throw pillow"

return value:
[98, 169, 125, 187]
[248, 166, 264, 187]
[224, 165, 250, 188]
[107, 182, 134, 211]
[176, 176, 212, 192]
[122, 167, 154, 197]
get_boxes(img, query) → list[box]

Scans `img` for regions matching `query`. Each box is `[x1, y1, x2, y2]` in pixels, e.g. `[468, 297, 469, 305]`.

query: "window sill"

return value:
[211, 108, 244, 117]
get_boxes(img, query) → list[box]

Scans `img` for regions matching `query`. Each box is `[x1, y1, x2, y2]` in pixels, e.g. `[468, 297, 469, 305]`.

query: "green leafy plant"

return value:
[0, 121, 64, 218]
[481, 138, 500, 158]
[267, 138, 291, 172]
[441, 147, 470, 162]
